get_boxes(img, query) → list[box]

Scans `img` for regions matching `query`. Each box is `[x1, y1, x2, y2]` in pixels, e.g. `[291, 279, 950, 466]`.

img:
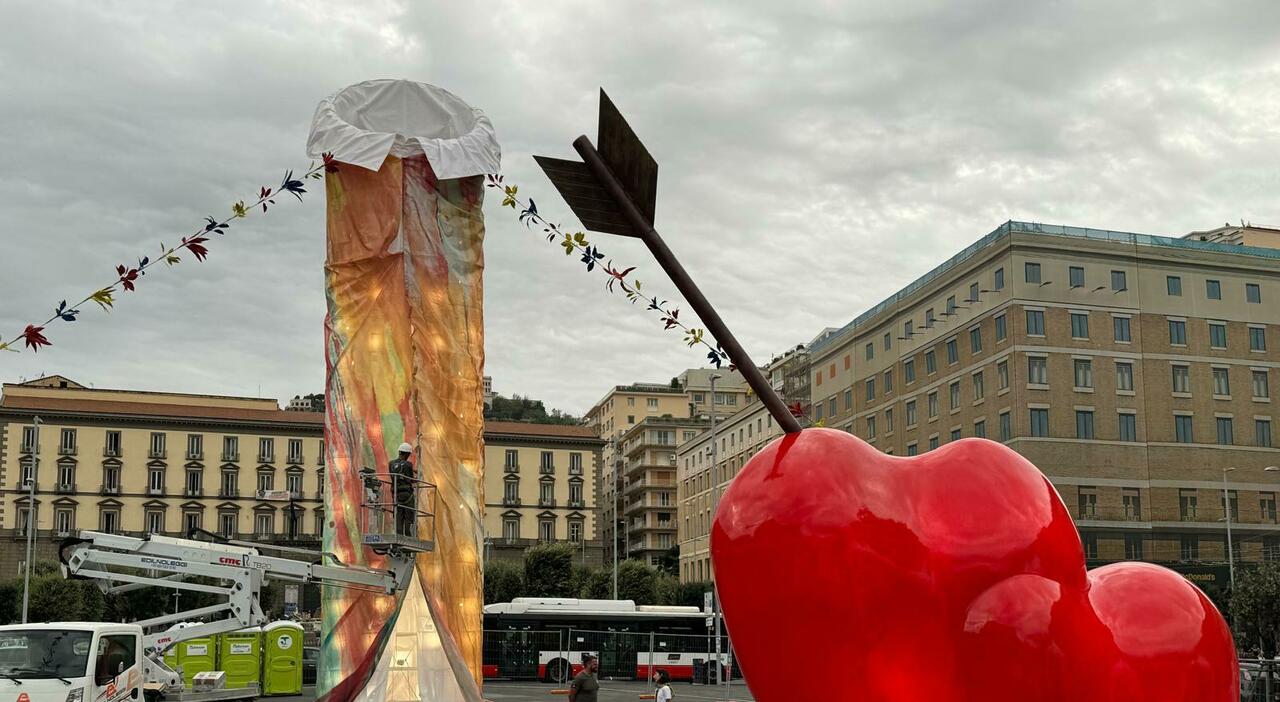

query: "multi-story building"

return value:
[1, 377, 602, 574]
[483, 421, 603, 566]
[807, 220, 1280, 591]
[584, 372, 748, 567]
[0, 376, 328, 573]
[286, 394, 324, 412]
[676, 398, 783, 582]
[618, 415, 707, 567]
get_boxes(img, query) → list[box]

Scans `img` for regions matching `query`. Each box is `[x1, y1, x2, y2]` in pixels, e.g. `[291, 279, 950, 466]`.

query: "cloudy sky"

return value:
[3, 0, 1280, 415]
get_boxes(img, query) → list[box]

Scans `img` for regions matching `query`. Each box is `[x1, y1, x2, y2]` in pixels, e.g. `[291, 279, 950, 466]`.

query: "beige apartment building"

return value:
[1, 377, 602, 574]
[617, 415, 708, 567]
[806, 221, 1280, 591]
[482, 421, 603, 566]
[584, 371, 748, 567]
[676, 398, 783, 583]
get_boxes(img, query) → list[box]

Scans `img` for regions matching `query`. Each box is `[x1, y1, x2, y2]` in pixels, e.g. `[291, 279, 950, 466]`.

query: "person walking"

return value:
[388, 442, 417, 537]
[568, 653, 599, 702]
[653, 669, 673, 702]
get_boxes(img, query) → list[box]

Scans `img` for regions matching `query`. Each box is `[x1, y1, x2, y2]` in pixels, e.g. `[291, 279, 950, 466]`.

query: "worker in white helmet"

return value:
[389, 442, 417, 537]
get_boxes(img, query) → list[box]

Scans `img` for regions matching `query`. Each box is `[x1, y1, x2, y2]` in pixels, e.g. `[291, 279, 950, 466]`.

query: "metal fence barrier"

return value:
[1243, 659, 1279, 702]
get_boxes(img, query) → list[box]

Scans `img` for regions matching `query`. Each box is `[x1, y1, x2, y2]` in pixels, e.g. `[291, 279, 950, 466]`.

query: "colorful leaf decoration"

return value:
[22, 325, 51, 352]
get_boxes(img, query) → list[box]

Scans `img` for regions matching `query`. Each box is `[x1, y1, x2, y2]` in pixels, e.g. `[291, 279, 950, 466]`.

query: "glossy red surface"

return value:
[711, 429, 1237, 701]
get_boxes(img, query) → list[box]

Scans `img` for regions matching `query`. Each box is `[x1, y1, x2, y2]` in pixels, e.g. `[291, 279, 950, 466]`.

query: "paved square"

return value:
[482, 681, 755, 702]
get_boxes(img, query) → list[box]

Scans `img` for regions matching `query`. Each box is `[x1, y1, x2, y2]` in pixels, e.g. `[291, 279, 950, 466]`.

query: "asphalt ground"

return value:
[482, 680, 755, 702]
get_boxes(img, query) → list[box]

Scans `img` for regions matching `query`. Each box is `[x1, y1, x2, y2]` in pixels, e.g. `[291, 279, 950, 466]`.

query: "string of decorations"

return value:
[488, 174, 732, 370]
[1, 155, 339, 355]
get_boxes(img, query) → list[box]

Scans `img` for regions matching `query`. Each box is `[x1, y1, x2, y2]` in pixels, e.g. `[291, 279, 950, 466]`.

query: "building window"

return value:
[928, 435, 939, 451]
[865, 342, 874, 361]
[1167, 275, 1182, 296]
[1172, 365, 1191, 394]
[220, 513, 237, 537]
[885, 408, 894, 433]
[866, 378, 876, 402]
[1025, 262, 1041, 284]
[904, 320, 914, 338]
[1113, 317, 1131, 343]
[994, 267, 1005, 290]
[828, 397, 838, 417]
[866, 416, 877, 439]
[100, 509, 120, 534]
[256, 513, 273, 537]
[973, 419, 986, 438]
[1206, 279, 1221, 300]
[1258, 419, 1274, 448]
[259, 438, 274, 462]
[101, 430, 120, 458]
[286, 472, 303, 495]
[1169, 320, 1187, 345]
[145, 510, 164, 535]
[1180, 535, 1199, 561]
[1074, 359, 1093, 389]
[997, 360, 1009, 390]
[103, 466, 120, 492]
[969, 327, 982, 354]
[1180, 490, 1198, 521]
[1070, 312, 1089, 339]
[1247, 283, 1262, 304]
[569, 480, 584, 505]
[1122, 489, 1142, 520]
[945, 338, 958, 364]
[1030, 408, 1049, 437]
[1213, 367, 1230, 396]
[504, 449, 519, 472]
[627, 397, 636, 407]
[1251, 327, 1267, 352]
[57, 462, 75, 490]
[223, 436, 239, 461]
[1262, 493, 1278, 523]
[904, 359, 916, 383]
[1125, 535, 1144, 560]
[503, 478, 520, 505]
[503, 517, 520, 540]
[926, 309, 935, 327]
[540, 451, 555, 474]
[906, 442, 919, 456]
[318, 440, 325, 466]
[969, 282, 979, 301]
[999, 411, 1012, 441]
[54, 508, 74, 536]
[1075, 410, 1095, 439]
[148, 467, 165, 495]
[1078, 488, 1097, 518]
[928, 391, 938, 419]
[21, 425, 38, 453]
[1026, 309, 1045, 336]
[1028, 357, 1048, 385]
[692, 392, 704, 404]
[995, 314, 1007, 342]
[186, 469, 202, 496]
[906, 400, 917, 426]
[1116, 362, 1134, 391]
[647, 397, 658, 409]
[883, 370, 894, 394]
[946, 296, 957, 315]
[884, 332, 892, 351]
[1175, 415, 1194, 443]
[55, 428, 76, 456]
[1069, 266, 1085, 288]
[1225, 490, 1240, 522]
[973, 371, 985, 401]
[627, 415, 635, 424]
[814, 403, 824, 421]
[843, 389, 853, 411]
[925, 350, 937, 374]
[148, 432, 166, 459]
[1216, 417, 1234, 445]
[221, 470, 238, 498]
[1110, 270, 1127, 291]
[287, 439, 303, 464]
[946, 428, 959, 442]
[184, 511, 202, 535]
[539, 519, 555, 542]
[257, 471, 273, 493]
[568, 520, 583, 543]
[569, 453, 583, 475]
[1118, 413, 1138, 442]
[539, 480, 554, 507]
[949, 381, 961, 410]
[1209, 322, 1227, 349]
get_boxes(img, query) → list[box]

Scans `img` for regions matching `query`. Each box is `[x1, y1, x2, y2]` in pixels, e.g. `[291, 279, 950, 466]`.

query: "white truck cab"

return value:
[0, 623, 144, 702]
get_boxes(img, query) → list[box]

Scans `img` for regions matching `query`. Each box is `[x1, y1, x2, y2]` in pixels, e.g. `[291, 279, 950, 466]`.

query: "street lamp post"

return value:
[1224, 467, 1237, 592]
[21, 415, 41, 624]
[708, 374, 723, 687]
[612, 436, 619, 600]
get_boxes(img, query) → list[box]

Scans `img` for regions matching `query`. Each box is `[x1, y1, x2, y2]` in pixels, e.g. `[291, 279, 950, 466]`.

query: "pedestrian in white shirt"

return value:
[653, 668, 673, 702]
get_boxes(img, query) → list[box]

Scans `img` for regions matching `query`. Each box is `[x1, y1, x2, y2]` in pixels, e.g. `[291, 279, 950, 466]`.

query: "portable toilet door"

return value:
[262, 622, 304, 695]
[175, 636, 218, 688]
[218, 628, 263, 689]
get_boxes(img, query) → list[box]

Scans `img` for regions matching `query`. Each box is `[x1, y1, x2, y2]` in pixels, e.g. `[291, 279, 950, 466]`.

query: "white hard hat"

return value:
[397, 442, 413, 454]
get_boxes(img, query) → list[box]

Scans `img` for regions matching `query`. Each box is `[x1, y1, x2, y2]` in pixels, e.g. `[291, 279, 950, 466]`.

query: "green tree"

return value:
[26, 571, 104, 623]
[485, 560, 526, 604]
[578, 568, 612, 599]
[524, 543, 576, 597]
[657, 547, 680, 577]
[1232, 562, 1280, 657]
[618, 560, 659, 605]
[0, 581, 19, 624]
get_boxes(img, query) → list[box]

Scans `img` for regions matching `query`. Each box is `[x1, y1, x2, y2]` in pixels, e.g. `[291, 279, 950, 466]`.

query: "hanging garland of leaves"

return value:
[1, 155, 339, 355]
[487, 174, 732, 370]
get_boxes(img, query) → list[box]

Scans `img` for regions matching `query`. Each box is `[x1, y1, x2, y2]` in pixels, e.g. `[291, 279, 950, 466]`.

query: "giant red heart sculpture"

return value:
[711, 429, 1237, 701]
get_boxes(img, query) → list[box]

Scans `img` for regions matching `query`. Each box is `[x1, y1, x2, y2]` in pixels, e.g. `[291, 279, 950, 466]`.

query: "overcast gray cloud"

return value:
[2, 0, 1280, 414]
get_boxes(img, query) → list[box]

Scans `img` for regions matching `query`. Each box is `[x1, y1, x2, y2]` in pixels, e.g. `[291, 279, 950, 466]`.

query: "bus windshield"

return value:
[0, 630, 94, 679]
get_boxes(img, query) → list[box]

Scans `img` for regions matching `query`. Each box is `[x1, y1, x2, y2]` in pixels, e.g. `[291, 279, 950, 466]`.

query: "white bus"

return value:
[483, 598, 731, 683]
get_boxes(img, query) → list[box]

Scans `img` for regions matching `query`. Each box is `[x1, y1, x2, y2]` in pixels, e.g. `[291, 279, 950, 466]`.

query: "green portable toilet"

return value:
[261, 622, 304, 695]
[218, 628, 263, 689]
[175, 635, 218, 688]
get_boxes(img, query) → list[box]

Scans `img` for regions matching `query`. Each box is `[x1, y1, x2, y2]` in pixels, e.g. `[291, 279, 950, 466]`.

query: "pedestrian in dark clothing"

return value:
[389, 442, 417, 537]
[568, 653, 599, 702]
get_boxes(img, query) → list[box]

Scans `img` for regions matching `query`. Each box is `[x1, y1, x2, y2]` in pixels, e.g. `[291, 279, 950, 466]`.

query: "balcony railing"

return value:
[539, 497, 557, 508]
[103, 447, 121, 458]
[56, 483, 76, 494]
[220, 488, 240, 498]
[502, 496, 521, 507]
[568, 499, 586, 509]
[187, 451, 204, 461]
[19, 443, 37, 454]
[147, 486, 165, 496]
[149, 449, 167, 459]
[59, 445, 77, 456]
[223, 452, 240, 462]
[259, 453, 275, 463]
[185, 487, 203, 497]
[100, 484, 121, 496]
[287, 454, 304, 465]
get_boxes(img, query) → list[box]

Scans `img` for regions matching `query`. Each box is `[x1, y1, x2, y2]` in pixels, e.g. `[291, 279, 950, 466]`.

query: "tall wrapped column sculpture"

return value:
[306, 80, 500, 702]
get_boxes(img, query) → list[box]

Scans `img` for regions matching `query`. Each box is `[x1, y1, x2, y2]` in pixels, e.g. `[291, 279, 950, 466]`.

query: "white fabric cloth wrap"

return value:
[307, 79, 501, 177]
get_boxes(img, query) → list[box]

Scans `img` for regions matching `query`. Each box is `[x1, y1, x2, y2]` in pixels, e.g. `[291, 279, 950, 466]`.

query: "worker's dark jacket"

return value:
[388, 457, 416, 504]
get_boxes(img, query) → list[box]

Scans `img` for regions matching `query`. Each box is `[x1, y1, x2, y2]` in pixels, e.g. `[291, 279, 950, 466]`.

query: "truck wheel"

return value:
[544, 658, 568, 683]
[144, 691, 162, 702]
